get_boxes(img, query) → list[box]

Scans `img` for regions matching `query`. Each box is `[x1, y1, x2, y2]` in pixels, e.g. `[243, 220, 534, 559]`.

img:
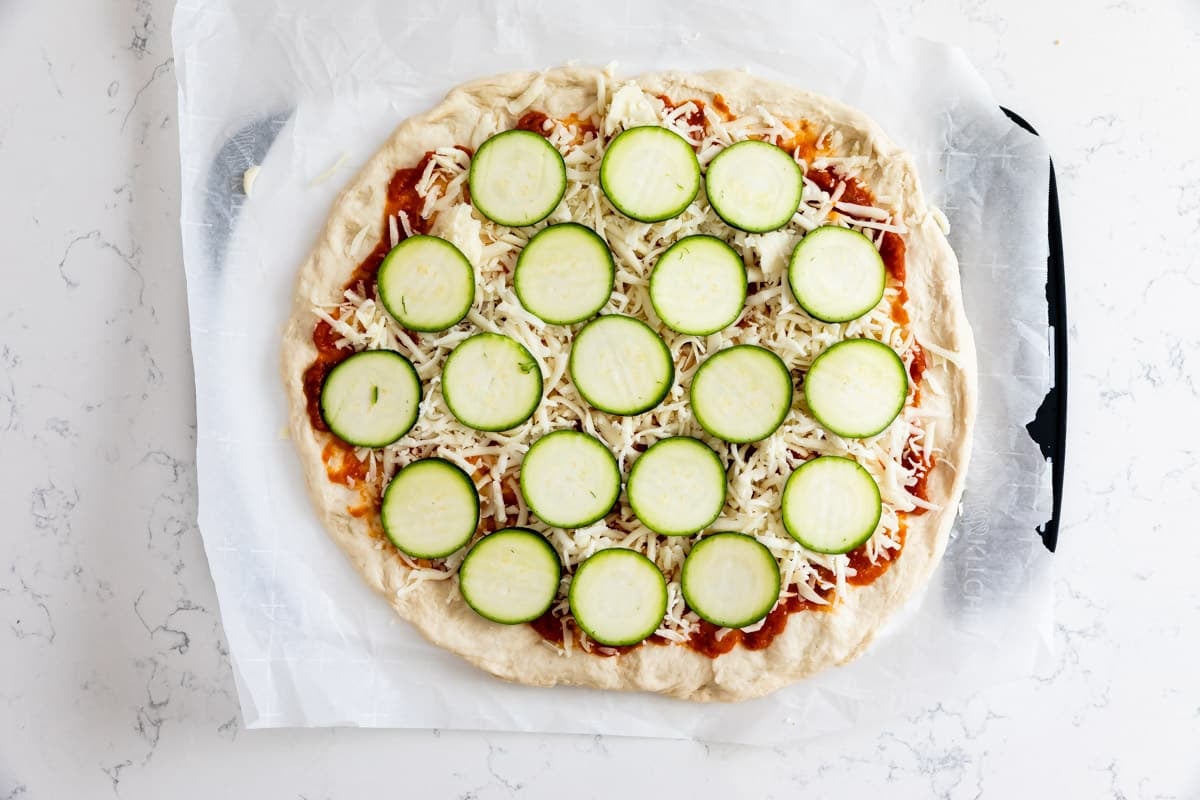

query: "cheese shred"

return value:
[315, 84, 942, 647]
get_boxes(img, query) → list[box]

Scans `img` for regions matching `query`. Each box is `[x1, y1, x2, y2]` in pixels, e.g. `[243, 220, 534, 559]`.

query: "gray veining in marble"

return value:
[2, 0, 1199, 797]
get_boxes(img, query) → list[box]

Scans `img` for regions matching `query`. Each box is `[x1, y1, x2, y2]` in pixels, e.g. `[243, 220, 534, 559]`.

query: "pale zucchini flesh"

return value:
[377, 235, 475, 332]
[569, 548, 667, 646]
[441, 333, 543, 432]
[788, 226, 886, 323]
[381, 458, 479, 559]
[519, 430, 621, 528]
[319, 350, 421, 448]
[649, 235, 746, 336]
[459, 528, 562, 625]
[626, 436, 726, 537]
[690, 345, 793, 443]
[803, 338, 907, 438]
[681, 533, 781, 628]
[705, 140, 803, 233]
[568, 315, 674, 415]
[514, 223, 615, 325]
[600, 126, 701, 223]
[781, 456, 882, 554]
[469, 130, 567, 227]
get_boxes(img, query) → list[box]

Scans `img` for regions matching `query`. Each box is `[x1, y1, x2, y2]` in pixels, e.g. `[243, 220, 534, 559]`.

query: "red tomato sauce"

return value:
[321, 439, 370, 487]
[806, 165, 874, 206]
[656, 94, 707, 131]
[301, 152, 437, 435]
[301, 103, 935, 660]
[847, 523, 907, 585]
[516, 110, 551, 135]
[711, 93, 735, 122]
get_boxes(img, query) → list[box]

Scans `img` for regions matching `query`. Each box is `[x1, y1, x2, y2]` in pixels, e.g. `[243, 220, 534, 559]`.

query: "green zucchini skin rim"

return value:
[513, 222, 616, 326]
[781, 455, 883, 555]
[568, 315, 675, 416]
[380, 457, 480, 559]
[458, 527, 563, 625]
[518, 429, 622, 529]
[803, 338, 908, 439]
[680, 532, 782, 628]
[468, 129, 568, 227]
[599, 125, 702, 223]
[319, 349, 423, 448]
[376, 234, 476, 332]
[705, 139, 804, 233]
[689, 344, 794, 443]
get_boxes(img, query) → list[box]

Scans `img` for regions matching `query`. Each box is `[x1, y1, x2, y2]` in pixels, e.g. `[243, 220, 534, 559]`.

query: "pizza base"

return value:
[281, 67, 977, 702]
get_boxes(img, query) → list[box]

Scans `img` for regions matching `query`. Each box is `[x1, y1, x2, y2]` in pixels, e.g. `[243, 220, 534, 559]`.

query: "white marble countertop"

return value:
[3, 1, 1199, 797]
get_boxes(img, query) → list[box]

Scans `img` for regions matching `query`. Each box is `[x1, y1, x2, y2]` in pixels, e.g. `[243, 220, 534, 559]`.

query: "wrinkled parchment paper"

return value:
[173, 0, 1054, 742]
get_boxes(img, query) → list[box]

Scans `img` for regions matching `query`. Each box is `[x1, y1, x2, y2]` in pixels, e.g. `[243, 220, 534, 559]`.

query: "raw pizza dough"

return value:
[282, 67, 977, 702]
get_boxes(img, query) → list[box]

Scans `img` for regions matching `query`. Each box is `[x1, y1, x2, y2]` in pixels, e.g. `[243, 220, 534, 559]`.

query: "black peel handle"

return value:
[1000, 107, 1067, 553]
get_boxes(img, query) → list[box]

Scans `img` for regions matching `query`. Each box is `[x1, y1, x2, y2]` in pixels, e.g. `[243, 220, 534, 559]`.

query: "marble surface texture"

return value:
[2, 1, 1199, 797]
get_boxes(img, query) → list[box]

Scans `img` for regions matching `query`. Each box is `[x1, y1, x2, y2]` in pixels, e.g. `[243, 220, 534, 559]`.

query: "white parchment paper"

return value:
[173, 0, 1055, 742]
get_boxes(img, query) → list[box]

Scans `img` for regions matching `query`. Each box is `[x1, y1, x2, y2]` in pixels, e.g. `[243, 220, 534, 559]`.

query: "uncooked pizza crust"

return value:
[281, 67, 977, 702]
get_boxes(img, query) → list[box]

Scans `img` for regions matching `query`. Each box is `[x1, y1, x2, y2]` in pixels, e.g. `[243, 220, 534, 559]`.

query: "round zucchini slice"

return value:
[458, 528, 562, 624]
[626, 436, 726, 537]
[781, 456, 882, 554]
[704, 140, 803, 233]
[599, 126, 701, 222]
[569, 549, 667, 646]
[514, 223, 615, 325]
[519, 430, 620, 528]
[377, 235, 475, 332]
[381, 458, 479, 559]
[648, 234, 746, 335]
[803, 338, 907, 438]
[468, 130, 567, 227]
[319, 350, 421, 448]
[442, 333, 543, 432]
[681, 533, 781, 628]
[690, 345, 793, 443]
[568, 315, 674, 416]
[788, 226, 886, 323]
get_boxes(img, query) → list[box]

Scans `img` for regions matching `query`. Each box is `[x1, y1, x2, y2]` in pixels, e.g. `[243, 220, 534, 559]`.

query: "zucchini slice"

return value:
[468, 130, 567, 227]
[681, 533, 781, 628]
[381, 458, 479, 559]
[788, 226, 886, 323]
[442, 333, 543, 432]
[520, 430, 620, 528]
[458, 528, 562, 624]
[377, 235, 475, 332]
[514, 223, 615, 325]
[319, 350, 421, 448]
[781, 456, 882, 554]
[649, 234, 746, 335]
[568, 315, 673, 416]
[599, 126, 700, 222]
[569, 549, 667, 646]
[803, 338, 907, 438]
[704, 140, 803, 233]
[626, 436, 726, 537]
[690, 345, 793, 443]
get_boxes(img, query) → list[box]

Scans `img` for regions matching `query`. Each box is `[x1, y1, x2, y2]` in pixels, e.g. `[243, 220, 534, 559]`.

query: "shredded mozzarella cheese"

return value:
[313, 84, 944, 648]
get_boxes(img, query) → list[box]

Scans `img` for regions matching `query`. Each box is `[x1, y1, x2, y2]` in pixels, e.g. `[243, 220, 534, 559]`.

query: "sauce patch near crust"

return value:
[283, 69, 973, 698]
